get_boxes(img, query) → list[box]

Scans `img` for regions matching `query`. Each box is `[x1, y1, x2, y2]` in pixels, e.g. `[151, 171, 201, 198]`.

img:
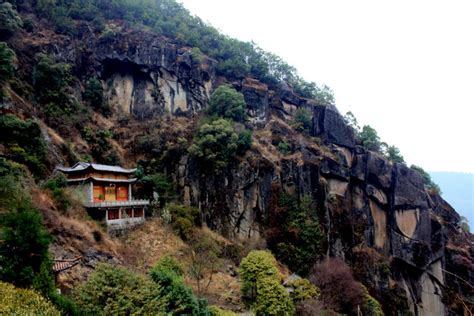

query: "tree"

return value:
[291, 108, 312, 133]
[0, 203, 53, 292]
[75, 263, 167, 315]
[266, 192, 324, 276]
[359, 125, 382, 152]
[208, 85, 247, 122]
[254, 277, 294, 316]
[150, 256, 210, 315]
[0, 2, 23, 38]
[83, 77, 108, 114]
[384, 145, 405, 163]
[459, 216, 470, 233]
[0, 42, 16, 83]
[239, 250, 280, 301]
[410, 164, 441, 194]
[189, 118, 251, 171]
[309, 258, 365, 314]
[187, 230, 222, 295]
[0, 281, 60, 315]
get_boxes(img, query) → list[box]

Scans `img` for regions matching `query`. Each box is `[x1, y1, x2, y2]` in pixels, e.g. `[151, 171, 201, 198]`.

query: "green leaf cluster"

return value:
[164, 203, 200, 240]
[239, 250, 294, 315]
[150, 256, 211, 315]
[267, 194, 324, 275]
[291, 108, 312, 133]
[0, 2, 23, 37]
[30, 0, 333, 101]
[0, 114, 47, 178]
[189, 118, 251, 171]
[208, 85, 247, 122]
[0, 42, 16, 84]
[0, 281, 60, 316]
[410, 164, 442, 194]
[287, 278, 321, 303]
[75, 263, 167, 315]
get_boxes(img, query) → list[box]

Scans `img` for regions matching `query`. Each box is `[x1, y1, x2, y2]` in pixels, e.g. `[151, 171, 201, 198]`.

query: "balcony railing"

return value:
[83, 199, 150, 208]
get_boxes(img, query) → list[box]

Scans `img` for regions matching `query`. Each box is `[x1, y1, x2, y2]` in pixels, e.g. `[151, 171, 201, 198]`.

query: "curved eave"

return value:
[67, 177, 137, 184]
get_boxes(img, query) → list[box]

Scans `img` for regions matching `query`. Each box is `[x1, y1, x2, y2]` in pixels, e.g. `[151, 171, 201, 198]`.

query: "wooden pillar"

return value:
[89, 181, 93, 202]
[128, 183, 132, 201]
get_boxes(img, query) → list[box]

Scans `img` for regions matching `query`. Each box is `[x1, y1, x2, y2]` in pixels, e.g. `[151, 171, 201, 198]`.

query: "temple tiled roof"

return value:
[56, 162, 136, 174]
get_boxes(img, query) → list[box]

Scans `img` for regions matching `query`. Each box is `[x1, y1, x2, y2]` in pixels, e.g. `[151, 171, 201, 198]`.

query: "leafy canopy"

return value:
[74, 263, 167, 315]
[208, 85, 247, 122]
[0, 281, 60, 316]
[189, 118, 251, 171]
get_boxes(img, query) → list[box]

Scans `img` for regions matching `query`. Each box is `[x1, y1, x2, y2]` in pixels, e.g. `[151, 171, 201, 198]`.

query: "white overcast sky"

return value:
[179, 0, 474, 173]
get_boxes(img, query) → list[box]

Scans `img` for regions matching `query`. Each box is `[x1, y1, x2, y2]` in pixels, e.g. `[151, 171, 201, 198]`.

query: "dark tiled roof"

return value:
[56, 162, 136, 174]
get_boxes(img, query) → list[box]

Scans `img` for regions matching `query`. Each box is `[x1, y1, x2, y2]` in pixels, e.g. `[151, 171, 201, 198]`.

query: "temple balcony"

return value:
[83, 199, 150, 208]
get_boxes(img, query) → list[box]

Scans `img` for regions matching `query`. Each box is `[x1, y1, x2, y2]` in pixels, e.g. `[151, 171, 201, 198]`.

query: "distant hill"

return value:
[430, 172, 473, 231]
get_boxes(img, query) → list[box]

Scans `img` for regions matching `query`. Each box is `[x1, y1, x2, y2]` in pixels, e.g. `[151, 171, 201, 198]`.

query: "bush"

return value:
[0, 42, 16, 83]
[0, 281, 60, 315]
[266, 192, 324, 275]
[0, 2, 23, 38]
[287, 278, 320, 303]
[164, 203, 200, 240]
[254, 276, 294, 316]
[188, 230, 223, 295]
[291, 108, 312, 133]
[207, 85, 247, 122]
[43, 173, 71, 212]
[138, 173, 175, 205]
[189, 118, 251, 171]
[0, 200, 53, 292]
[83, 77, 109, 114]
[209, 305, 237, 316]
[410, 164, 441, 194]
[0, 114, 47, 178]
[362, 286, 384, 316]
[309, 258, 365, 314]
[74, 264, 166, 315]
[239, 250, 280, 301]
[150, 257, 210, 315]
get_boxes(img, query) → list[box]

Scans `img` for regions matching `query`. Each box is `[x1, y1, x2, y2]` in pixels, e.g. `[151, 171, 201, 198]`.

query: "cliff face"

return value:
[6, 14, 473, 316]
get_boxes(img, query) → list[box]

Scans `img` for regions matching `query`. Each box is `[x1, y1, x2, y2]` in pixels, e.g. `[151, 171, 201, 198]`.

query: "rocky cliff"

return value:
[3, 6, 473, 316]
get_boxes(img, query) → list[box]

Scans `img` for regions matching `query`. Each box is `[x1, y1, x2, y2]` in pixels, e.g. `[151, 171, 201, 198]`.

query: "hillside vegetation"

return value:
[0, 0, 472, 315]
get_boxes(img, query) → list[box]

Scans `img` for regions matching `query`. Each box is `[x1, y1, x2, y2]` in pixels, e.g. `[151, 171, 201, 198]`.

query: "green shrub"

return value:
[362, 286, 384, 316]
[277, 141, 291, 154]
[207, 85, 247, 122]
[0, 199, 53, 291]
[150, 257, 210, 315]
[254, 277, 294, 316]
[75, 263, 166, 315]
[83, 77, 109, 114]
[410, 164, 441, 194]
[0, 42, 16, 84]
[384, 145, 405, 163]
[209, 305, 237, 316]
[138, 173, 175, 205]
[43, 173, 71, 212]
[189, 118, 251, 171]
[287, 278, 320, 302]
[0, 281, 60, 316]
[0, 114, 47, 178]
[266, 193, 324, 276]
[291, 108, 312, 133]
[239, 250, 280, 301]
[0, 2, 23, 38]
[164, 203, 200, 240]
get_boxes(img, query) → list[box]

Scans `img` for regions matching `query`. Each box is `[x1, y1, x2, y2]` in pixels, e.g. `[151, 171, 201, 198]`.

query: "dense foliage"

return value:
[163, 203, 200, 240]
[0, 2, 23, 38]
[75, 263, 167, 315]
[266, 190, 324, 275]
[239, 250, 294, 315]
[410, 164, 441, 194]
[208, 85, 247, 122]
[0, 42, 16, 85]
[0, 281, 60, 315]
[189, 118, 252, 171]
[0, 114, 48, 177]
[150, 256, 211, 315]
[25, 0, 333, 101]
[291, 107, 312, 133]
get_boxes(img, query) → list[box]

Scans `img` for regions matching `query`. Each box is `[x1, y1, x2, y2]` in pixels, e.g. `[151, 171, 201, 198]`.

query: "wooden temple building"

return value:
[56, 162, 149, 231]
